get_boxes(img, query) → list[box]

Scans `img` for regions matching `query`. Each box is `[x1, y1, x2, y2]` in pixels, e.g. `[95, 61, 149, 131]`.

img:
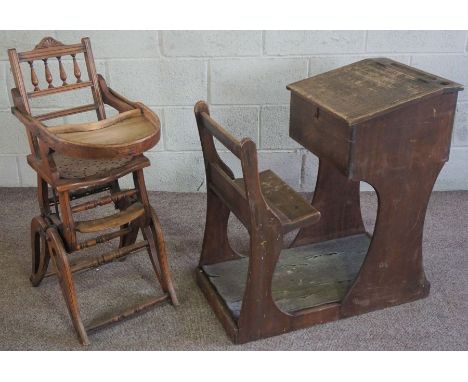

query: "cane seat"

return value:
[52, 153, 134, 179]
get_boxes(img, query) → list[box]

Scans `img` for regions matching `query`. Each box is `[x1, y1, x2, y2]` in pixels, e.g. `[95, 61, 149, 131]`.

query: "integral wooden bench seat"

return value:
[8, 36, 178, 345]
[193, 101, 325, 344]
[233, 169, 320, 233]
[194, 54, 463, 344]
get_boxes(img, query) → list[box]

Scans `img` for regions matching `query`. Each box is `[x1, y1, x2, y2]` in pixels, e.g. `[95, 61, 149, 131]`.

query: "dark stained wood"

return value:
[198, 110, 242, 157]
[196, 58, 463, 344]
[18, 38, 83, 61]
[47, 227, 89, 345]
[195, 101, 349, 344]
[7, 36, 178, 345]
[71, 188, 137, 213]
[35, 103, 97, 121]
[46, 240, 149, 277]
[75, 227, 133, 250]
[234, 169, 321, 233]
[28, 61, 39, 91]
[203, 234, 370, 318]
[98, 74, 136, 112]
[291, 158, 365, 246]
[28, 81, 92, 98]
[289, 59, 463, 324]
[71, 54, 82, 83]
[57, 56, 67, 86]
[75, 202, 145, 233]
[82, 37, 105, 120]
[86, 294, 170, 334]
[13, 105, 160, 160]
[43, 58, 54, 88]
[287, 58, 463, 125]
[30, 215, 51, 287]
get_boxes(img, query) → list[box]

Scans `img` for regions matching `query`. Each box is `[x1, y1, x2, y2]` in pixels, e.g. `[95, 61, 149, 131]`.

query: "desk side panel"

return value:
[349, 92, 458, 180]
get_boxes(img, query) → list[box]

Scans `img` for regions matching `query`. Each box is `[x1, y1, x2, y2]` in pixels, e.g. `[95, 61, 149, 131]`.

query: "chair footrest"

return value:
[75, 202, 145, 233]
[234, 170, 320, 232]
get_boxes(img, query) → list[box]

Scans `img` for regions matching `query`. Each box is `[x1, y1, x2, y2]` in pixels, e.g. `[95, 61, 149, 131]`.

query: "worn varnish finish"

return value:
[194, 101, 348, 344]
[289, 59, 463, 318]
[195, 59, 463, 344]
[203, 234, 370, 317]
[8, 37, 178, 345]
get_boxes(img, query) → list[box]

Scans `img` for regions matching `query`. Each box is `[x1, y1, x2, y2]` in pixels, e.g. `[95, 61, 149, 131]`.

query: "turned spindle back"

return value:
[8, 37, 106, 121]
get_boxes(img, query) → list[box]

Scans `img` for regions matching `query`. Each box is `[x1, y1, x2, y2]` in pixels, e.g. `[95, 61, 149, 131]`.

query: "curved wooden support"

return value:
[37, 175, 51, 215]
[236, 218, 288, 343]
[46, 227, 89, 346]
[292, 158, 365, 247]
[199, 188, 243, 266]
[30, 216, 51, 286]
[143, 207, 179, 306]
[341, 164, 443, 316]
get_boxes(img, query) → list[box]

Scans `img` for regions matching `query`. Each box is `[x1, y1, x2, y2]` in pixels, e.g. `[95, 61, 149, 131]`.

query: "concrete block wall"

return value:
[0, 30, 467, 191]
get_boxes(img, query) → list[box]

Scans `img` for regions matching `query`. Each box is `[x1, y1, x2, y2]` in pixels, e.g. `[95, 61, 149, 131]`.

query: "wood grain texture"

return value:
[196, 58, 462, 344]
[56, 114, 155, 146]
[194, 101, 351, 344]
[203, 234, 370, 318]
[289, 58, 463, 322]
[7, 36, 177, 345]
[234, 169, 320, 233]
[287, 58, 463, 125]
[75, 202, 144, 233]
[48, 109, 140, 133]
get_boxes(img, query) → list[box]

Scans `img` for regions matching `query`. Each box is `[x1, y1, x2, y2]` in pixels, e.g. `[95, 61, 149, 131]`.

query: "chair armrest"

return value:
[98, 75, 161, 128]
[98, 74, 137, 112]
[12, 107, 59, 149]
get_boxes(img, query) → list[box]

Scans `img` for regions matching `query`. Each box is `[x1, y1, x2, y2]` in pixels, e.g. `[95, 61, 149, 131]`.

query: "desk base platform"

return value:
[197, 234, 376, 343]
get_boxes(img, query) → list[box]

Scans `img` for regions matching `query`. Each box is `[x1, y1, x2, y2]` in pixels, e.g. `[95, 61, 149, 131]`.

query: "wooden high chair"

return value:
[194, 101, 323, 343]
[8, 37, 178, 345]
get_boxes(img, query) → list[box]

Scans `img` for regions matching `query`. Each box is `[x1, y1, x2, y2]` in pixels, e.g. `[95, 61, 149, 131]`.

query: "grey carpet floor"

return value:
[0, 188, 466, 350]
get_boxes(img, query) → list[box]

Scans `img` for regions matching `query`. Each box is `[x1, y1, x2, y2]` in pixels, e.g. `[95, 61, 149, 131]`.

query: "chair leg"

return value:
[131, 169, 178, 304]
[46, 227, 89, 346]
[120, 222, 140, 248]
[37, 175, 50, 215]
[142, 208, 179, 306]
[57, 191, 77, 251]
[30, 216, 50, 287]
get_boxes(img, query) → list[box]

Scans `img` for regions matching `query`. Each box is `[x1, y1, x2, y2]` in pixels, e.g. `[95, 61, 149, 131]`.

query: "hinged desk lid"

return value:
[287, 58, 464, 125]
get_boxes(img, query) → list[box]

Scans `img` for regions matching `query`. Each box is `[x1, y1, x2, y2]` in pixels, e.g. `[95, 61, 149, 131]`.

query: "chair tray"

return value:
[47, 109, 160, 159]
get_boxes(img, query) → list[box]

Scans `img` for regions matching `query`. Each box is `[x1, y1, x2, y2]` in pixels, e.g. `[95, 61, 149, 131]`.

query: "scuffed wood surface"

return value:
[75, 202, 144, 233]
[48, 109, 141, 133]
[234, 169, 321, 232]
[55, 114, 155, 146]
[202, 233, 370, 318]
[287, 58, 463, 125]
